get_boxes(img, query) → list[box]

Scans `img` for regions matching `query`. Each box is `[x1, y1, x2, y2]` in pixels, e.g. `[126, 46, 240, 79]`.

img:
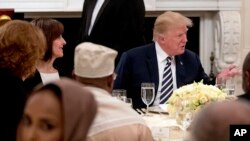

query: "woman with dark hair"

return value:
[0, 20, 46, 141]
[24, 18, 66, 93]
[238, 51, 250, 101]
[17, 78, 97, 141]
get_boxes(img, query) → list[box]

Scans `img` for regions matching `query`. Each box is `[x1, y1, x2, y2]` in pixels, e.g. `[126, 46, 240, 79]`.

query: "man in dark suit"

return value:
[114, 11, 239, 109]
[79, 0, 146, 65]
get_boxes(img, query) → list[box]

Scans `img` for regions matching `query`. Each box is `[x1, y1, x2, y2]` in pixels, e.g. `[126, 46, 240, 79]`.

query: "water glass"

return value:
[224, 84, 235, 95]
[215, 77, 226, 90]
[216, 77, 235, 96]
[141, 82, 155, 115]
[112, 89, 127, 101]
[225, 77, 235, 95]
[125, 98, 133, 107]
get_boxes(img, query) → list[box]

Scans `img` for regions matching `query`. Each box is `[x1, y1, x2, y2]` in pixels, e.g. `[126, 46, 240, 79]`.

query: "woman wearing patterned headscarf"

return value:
[17, 78, 97, 141]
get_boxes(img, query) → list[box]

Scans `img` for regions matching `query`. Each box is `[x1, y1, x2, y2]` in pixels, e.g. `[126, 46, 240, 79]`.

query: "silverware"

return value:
[136, 108, 145, 115]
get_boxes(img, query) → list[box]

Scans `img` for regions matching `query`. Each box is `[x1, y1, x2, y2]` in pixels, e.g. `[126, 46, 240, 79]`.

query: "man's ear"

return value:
[107, 75, 114, 89]
[158, 34, 165, 42]
[71, 69, 76, 80]
[107, 75, 114, 93]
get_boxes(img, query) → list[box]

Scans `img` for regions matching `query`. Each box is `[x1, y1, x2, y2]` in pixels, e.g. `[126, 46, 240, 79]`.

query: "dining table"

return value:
[139, 107, 190, 141]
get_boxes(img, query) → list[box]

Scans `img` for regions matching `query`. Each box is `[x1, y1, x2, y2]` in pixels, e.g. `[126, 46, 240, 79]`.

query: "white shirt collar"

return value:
[155, 41, 172, 62]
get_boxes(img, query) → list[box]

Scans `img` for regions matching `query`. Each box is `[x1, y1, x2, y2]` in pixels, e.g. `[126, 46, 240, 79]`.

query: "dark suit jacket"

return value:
[24, 70, 63, 95]
[0, 69, 26, 141]
[24, 70, 42, 95]
[79, 0, 146, 64]
[114, 43, 212, 108]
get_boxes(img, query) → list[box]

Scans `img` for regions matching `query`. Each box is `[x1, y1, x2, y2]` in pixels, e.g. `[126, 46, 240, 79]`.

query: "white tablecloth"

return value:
[142, 113, 188, 141]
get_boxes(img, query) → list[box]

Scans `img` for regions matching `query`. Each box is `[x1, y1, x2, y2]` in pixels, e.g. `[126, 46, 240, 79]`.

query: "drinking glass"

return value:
[224, 85, 235, 96]
[125, 98, 133, 107]
[215, 77, 226, 90]
[112, 89, 127, 101]
[141, 83, 155, 116]
[216, 77, 235, 96]
[225, 77, 235, 96]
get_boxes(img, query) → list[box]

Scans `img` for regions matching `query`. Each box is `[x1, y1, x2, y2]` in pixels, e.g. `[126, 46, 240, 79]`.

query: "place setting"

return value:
[111, 89, 133, 107]
[139, 82, 184, 141]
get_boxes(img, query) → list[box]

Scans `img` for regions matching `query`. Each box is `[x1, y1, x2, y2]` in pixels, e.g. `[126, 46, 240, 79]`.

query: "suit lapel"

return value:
[146, 44, 159, 92]
[82, 0, 97, 37]
[93, 0, 110, 29]
[175, 55, 186, 88]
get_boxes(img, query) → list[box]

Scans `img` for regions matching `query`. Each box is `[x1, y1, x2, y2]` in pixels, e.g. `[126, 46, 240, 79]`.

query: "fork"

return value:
[136, 108, 145, 116]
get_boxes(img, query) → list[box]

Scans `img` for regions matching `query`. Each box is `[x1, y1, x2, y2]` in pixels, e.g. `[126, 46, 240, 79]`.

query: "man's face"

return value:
[162, 25, 188, 56]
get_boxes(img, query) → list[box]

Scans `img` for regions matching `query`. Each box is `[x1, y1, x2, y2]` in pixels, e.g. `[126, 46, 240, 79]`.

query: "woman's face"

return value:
[17, 90, 63, 141]
[52, 35, 66, 58]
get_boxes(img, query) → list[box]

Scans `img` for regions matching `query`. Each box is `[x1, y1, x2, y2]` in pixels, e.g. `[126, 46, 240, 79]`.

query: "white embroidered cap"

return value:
[74, 42, 117, 78]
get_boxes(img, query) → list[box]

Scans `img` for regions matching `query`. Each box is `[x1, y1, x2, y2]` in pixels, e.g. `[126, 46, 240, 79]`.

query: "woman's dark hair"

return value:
[31, 17, 64, 61]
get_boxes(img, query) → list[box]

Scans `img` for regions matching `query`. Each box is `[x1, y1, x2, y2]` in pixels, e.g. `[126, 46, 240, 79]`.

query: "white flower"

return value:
[167, 82, 226, 118]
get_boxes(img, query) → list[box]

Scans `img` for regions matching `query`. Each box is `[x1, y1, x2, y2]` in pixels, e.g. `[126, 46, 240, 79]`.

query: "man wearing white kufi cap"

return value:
[73, 42, 153, 141]
[74, 42, 117, 78]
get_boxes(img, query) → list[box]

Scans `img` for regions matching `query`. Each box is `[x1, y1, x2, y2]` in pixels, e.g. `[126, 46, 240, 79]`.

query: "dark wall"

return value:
[186, 17, 200, 55]
[53, 18, 82, 77]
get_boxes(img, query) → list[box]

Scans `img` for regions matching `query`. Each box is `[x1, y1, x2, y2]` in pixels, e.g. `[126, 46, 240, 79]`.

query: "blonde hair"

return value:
[0, 20, 46, 79]
[153, 11, 193, 40]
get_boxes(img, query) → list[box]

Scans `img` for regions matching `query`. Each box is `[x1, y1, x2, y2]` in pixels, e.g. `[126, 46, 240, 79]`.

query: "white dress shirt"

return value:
[153, 42, 177, 105]
[40, 72, 60, 84]
[88, 0, 105, 35]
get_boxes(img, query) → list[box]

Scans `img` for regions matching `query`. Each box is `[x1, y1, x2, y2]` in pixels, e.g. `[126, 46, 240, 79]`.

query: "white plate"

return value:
[148, 104, 168, 114]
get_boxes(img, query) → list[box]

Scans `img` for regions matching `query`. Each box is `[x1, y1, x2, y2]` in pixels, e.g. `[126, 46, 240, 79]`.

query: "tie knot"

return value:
[166, 57, 172, 64]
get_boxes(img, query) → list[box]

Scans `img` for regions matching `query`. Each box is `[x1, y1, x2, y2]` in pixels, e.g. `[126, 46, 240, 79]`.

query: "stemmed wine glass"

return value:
[141, 83, 155, 116]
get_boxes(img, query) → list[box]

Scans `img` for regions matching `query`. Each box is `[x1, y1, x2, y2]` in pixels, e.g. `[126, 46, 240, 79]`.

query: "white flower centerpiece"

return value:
[167, 82, 226, 130]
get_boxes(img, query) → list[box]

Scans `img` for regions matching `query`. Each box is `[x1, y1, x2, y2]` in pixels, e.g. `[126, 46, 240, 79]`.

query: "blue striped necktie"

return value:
[160, 57, 173, 104]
